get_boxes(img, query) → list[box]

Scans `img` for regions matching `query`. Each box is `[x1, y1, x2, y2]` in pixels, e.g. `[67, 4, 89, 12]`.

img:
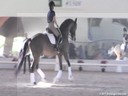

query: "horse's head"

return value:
[70, 18, 77, 41]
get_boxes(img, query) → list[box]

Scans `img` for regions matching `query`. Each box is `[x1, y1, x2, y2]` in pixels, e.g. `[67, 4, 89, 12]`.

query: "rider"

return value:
[47, 0, 61, 51]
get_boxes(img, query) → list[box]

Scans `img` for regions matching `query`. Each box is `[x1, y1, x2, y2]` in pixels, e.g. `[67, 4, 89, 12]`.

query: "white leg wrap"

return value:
[37, 68, 45, 79]
[30, 73, 36, 84]
[68, 67, 72, 76]
[56, 70, 62, 79]
[53, 70, 63, 83]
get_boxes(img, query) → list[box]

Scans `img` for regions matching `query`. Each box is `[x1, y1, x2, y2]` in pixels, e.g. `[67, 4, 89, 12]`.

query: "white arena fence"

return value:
[0, 58, 128, 72]
[0, 59, 128, 66]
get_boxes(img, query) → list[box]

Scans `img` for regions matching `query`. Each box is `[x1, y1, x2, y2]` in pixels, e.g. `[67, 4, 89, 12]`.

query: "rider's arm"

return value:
[53, 16, 59, 28]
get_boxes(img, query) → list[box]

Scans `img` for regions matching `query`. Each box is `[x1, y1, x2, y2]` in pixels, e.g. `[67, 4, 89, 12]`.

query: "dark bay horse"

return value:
[15, 18, 77, 84]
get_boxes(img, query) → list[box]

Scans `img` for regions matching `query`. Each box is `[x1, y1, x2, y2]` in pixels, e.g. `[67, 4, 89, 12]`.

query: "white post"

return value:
[116, 59, 122, 73]
[116, 65, 122, 72]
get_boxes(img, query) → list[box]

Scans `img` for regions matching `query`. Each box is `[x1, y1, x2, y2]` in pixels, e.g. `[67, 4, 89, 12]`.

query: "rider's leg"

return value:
[49, 23, 60, 51]
[55, 34, 62, 51]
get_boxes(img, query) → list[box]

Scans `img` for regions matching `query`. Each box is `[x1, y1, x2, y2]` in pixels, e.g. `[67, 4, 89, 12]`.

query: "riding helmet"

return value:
[49, 1, 55, 7]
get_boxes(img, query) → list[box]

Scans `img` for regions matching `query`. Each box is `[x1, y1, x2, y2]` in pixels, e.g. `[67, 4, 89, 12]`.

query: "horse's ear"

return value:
[75, 18, 77, 23]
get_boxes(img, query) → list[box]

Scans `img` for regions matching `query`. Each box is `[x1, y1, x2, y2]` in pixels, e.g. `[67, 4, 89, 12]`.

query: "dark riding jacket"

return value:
[47, 10, 59, 37]
[47, 10, 55, 23]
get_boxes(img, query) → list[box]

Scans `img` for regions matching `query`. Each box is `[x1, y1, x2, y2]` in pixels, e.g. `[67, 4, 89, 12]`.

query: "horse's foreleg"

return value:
[63, 53, 74, 81]
[53, 54, 63, 83]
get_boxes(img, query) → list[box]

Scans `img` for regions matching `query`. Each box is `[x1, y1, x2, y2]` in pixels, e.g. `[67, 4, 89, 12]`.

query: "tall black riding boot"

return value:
[56, 43, 59, 51]
[54, 42, 59, 52]
[55, 35, 62, 51]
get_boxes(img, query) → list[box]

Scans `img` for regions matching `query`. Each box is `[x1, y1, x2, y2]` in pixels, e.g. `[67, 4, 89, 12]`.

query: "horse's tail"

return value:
[15, 38, 31, 76]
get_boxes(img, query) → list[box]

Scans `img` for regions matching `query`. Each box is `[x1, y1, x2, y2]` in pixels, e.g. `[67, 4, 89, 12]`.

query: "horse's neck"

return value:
[60, 20, 73, 42]
[60, 26, 70, 41]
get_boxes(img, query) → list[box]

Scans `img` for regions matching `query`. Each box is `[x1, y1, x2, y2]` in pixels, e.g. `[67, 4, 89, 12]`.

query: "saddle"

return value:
[46, 27, 62, 43]
[45, 27, 62, 51]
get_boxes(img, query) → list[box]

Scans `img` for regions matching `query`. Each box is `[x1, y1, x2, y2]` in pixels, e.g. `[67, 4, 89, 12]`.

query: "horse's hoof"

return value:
[41, 79, 47, 82]
[68, 76, 74, 81]
[53, 78, 59, 84]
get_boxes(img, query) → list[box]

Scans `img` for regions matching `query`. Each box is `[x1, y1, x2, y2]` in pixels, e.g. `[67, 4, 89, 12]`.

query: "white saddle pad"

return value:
[43, 31, 56, 44]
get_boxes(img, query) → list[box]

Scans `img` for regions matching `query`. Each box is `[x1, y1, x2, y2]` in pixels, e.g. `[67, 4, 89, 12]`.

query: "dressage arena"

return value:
[0, 59, 128, 96]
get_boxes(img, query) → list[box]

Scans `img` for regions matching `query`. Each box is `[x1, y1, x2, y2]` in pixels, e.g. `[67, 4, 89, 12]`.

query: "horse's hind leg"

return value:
[29, 57, 46, 85]
[53, 54, 63, 83]
[29, 59, 37, 85]
[32, 56, 46, 82]
[37, 67, 46, 82]
[63, 53, 74, 81]
[27, 55, 31, 72]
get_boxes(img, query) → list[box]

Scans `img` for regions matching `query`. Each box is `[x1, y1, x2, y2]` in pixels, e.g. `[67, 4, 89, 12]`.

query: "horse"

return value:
[108, 43, 128, 60]
[15, 18, 77, 85]
[108, 32, 128, 60]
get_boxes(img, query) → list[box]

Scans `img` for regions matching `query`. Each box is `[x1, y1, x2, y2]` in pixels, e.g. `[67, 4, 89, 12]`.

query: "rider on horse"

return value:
[47, 1, 61, 51]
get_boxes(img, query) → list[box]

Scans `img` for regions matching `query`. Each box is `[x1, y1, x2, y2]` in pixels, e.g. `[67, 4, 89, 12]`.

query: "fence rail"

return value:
[0, 59, 128, 67]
